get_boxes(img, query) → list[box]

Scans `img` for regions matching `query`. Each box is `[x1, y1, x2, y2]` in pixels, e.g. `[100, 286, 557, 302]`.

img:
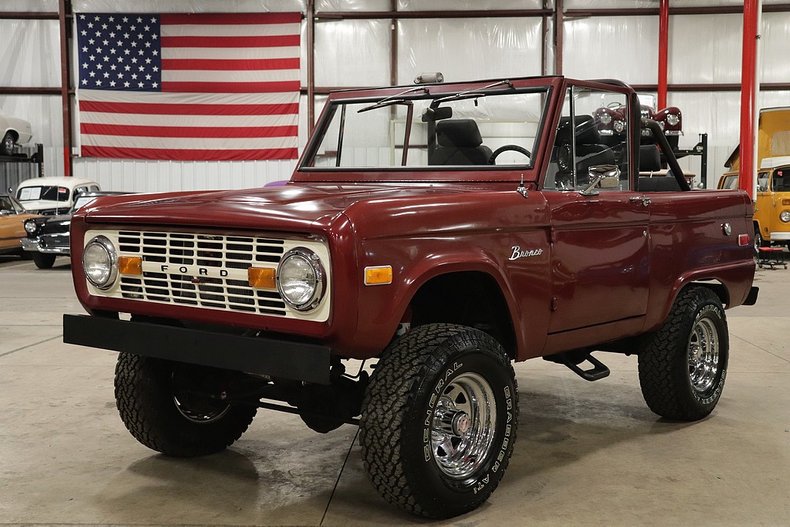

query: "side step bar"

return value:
[544, 351, 611, 382]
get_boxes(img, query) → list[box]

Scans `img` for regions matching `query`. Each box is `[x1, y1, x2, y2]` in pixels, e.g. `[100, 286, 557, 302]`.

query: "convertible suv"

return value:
[64, 76, 757, 519]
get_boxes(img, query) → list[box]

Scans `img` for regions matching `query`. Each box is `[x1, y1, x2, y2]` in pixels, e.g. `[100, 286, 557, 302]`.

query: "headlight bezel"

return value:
[276, 246, 326, 312]
[24, 219, 38, 235]
[780, 210, 790, 223]
[82, 235, 118, 290]
[666, 113, 681, 126]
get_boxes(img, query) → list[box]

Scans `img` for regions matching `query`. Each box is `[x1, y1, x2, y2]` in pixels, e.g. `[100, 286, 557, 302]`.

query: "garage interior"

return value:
[1, 0, 789, 526]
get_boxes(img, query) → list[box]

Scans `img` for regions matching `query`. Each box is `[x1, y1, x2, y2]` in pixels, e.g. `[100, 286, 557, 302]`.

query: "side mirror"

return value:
[581, 164, 621, 196]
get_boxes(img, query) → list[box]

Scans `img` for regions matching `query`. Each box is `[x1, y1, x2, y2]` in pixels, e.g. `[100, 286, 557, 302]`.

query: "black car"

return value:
[22, 191, 127, 269]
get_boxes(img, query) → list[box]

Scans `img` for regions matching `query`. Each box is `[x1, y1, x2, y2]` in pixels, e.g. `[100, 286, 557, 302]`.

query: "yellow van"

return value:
[720, 107, 790, 247]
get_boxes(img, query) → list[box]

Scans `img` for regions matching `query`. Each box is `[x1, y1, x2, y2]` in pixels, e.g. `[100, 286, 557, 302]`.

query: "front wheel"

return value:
[638, 287, 729, 421]
[114, 353, 257, 457]
[32, 253, 56, 269]
[360, 324, 518, 519]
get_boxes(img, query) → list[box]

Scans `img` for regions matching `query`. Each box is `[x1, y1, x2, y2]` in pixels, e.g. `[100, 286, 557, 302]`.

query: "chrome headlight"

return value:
[613, 120, 625, 133]
[598, 113, 612, 125]
[780, 211, 790, 223]
[276, 247, 326, 311]
[83, 235, 118, 289]
[666, 113, 680, 126]
[24, 219, 38, 235]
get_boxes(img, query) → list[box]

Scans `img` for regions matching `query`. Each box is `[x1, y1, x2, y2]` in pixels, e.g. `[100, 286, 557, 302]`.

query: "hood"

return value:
[19, 199, 72, 214]
[39, 214, 72, 234]
[80, 183, 469, 232]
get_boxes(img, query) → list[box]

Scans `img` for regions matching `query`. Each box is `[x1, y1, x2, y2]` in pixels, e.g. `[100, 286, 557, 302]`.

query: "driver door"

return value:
[543, 85, 650, 336]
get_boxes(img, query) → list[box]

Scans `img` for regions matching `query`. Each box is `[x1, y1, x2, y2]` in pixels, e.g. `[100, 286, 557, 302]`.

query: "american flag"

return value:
[76, 12, 301, 161]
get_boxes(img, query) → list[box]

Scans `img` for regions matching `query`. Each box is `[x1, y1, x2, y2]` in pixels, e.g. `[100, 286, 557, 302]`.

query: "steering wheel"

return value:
[488, 145, 532, 165]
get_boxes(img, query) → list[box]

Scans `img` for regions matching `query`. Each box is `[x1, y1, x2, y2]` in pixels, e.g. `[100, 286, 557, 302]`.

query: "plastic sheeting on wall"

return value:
[760, 12, 790, 83]
[315, 20, 391, 87]
[0, 95, 65, 179]
[563, 16, 658, 84]
[398, 18, 544, 85]
[567, 0, 789, 7]
[398, 0, 545, 9]
[0, 1, 57, 11]
[669, 14, 742, 84]
[317, 0, 389, 11]
[0, 20, 60, 87]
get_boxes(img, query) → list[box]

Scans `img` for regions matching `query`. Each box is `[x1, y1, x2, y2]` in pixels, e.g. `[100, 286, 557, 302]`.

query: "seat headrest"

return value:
[557, 115, 600, 145]
[436, 119, 483, 148]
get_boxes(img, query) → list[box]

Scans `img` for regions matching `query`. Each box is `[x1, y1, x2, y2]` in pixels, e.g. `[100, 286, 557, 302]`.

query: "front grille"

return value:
[118, 231, 286, 316]
[116, 231, 288, 316]
[86, 228, 332, 322]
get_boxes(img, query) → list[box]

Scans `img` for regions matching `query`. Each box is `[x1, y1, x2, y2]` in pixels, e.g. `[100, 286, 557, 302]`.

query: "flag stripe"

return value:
[79, 89, 298, 106]
[82, 145, 298, 161]
[161, 69, 300, 83]
[81, 123, 298, 139]
[81, 134, 297, 150]
[161, 35, 300, 48]
[80, 111, 298, 128]
[160, 22, 300, 37]
[160, 13, 302, 25]
[162, 58, 300, 71]
[161, 80, 300, 93]
[80, 100, 298, 116]
[161, 46, 300, 60]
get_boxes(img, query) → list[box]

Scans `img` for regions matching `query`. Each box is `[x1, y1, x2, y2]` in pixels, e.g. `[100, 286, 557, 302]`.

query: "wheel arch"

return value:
[402, 265, 521, 360]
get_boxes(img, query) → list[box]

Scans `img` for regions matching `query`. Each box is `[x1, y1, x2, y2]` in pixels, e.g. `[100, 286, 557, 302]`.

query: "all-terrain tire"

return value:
[638, 287, 729, 421]
[32, 253, 56, 269]
[114, 353, 257, 457]
[359, 323, 518, 519]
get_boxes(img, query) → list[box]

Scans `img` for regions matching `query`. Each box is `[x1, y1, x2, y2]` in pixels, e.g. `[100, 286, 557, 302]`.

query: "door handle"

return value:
[629, 196, 651, 207]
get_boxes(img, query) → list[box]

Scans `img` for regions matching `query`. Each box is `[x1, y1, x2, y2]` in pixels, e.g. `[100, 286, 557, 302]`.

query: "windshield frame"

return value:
[295, 76, 563, 183]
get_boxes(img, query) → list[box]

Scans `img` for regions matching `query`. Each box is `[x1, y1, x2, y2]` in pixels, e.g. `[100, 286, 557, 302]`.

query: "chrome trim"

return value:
[83, 235, 118, 290]
[276, 247, 327, 312]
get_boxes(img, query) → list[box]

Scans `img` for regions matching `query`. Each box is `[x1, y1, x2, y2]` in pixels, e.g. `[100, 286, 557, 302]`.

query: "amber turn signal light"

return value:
[364, 265, 393, 286]
[248, 267, 276, 289]
[118, 256, 143, 275]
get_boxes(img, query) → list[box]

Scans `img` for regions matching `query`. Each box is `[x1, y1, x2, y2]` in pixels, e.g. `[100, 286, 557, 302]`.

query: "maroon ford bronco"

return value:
[64, 76, 758, 519]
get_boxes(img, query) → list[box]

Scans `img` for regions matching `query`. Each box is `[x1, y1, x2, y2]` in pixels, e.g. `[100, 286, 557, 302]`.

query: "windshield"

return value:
[71, 195, 98, 213]
[772, 168, 790, 191]
[17, 186, 70, 202]
[303, 87, 549, 170]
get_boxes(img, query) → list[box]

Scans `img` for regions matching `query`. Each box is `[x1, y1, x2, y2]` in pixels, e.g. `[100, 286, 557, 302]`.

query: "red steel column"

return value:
[657, 0, 669, 109]
[58, 0, 72, 177]
[739, 0, 759, 198]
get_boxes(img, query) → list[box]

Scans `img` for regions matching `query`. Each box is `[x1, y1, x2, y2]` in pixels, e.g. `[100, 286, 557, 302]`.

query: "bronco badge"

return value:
[509, 245, 543, 261]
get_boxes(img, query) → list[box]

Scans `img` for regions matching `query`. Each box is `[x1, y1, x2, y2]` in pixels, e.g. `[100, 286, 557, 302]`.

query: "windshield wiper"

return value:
[433, 79, 514, 105]
[358, 86, 428, 113]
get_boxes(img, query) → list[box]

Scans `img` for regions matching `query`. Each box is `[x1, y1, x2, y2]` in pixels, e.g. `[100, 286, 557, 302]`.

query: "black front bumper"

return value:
[63, 314, 331, 384]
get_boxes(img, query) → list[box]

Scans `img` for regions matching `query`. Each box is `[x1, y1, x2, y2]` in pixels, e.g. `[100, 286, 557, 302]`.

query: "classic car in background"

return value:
[595, 94, 682, 150]
[0, 194, 39, 257]
[23, 191, 126, 269]
[14, 177, 100, 215]
[0, 113, 33, 155]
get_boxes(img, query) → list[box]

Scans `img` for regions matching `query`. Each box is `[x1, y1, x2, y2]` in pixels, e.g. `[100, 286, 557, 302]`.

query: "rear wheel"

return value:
[638, 287, 729, 421]
[32, 253, 56, 269]
[114, 353, 257, 457]
[360, 323, 518, 519]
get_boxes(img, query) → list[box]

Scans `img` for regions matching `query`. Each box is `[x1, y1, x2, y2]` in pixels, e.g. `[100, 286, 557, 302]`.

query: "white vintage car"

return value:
[0, 113, 33, 155]
[15, 177, 101, 215]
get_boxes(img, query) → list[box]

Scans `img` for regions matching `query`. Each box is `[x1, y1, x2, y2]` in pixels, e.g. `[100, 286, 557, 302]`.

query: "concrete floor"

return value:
[0, 254, 788, 527]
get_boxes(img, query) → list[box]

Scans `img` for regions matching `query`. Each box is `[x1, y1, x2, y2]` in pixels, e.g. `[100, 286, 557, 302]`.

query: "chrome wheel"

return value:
[687, 317, 720, 394]
[430, 372, 497, 479]
[171, 371, 230, 424]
